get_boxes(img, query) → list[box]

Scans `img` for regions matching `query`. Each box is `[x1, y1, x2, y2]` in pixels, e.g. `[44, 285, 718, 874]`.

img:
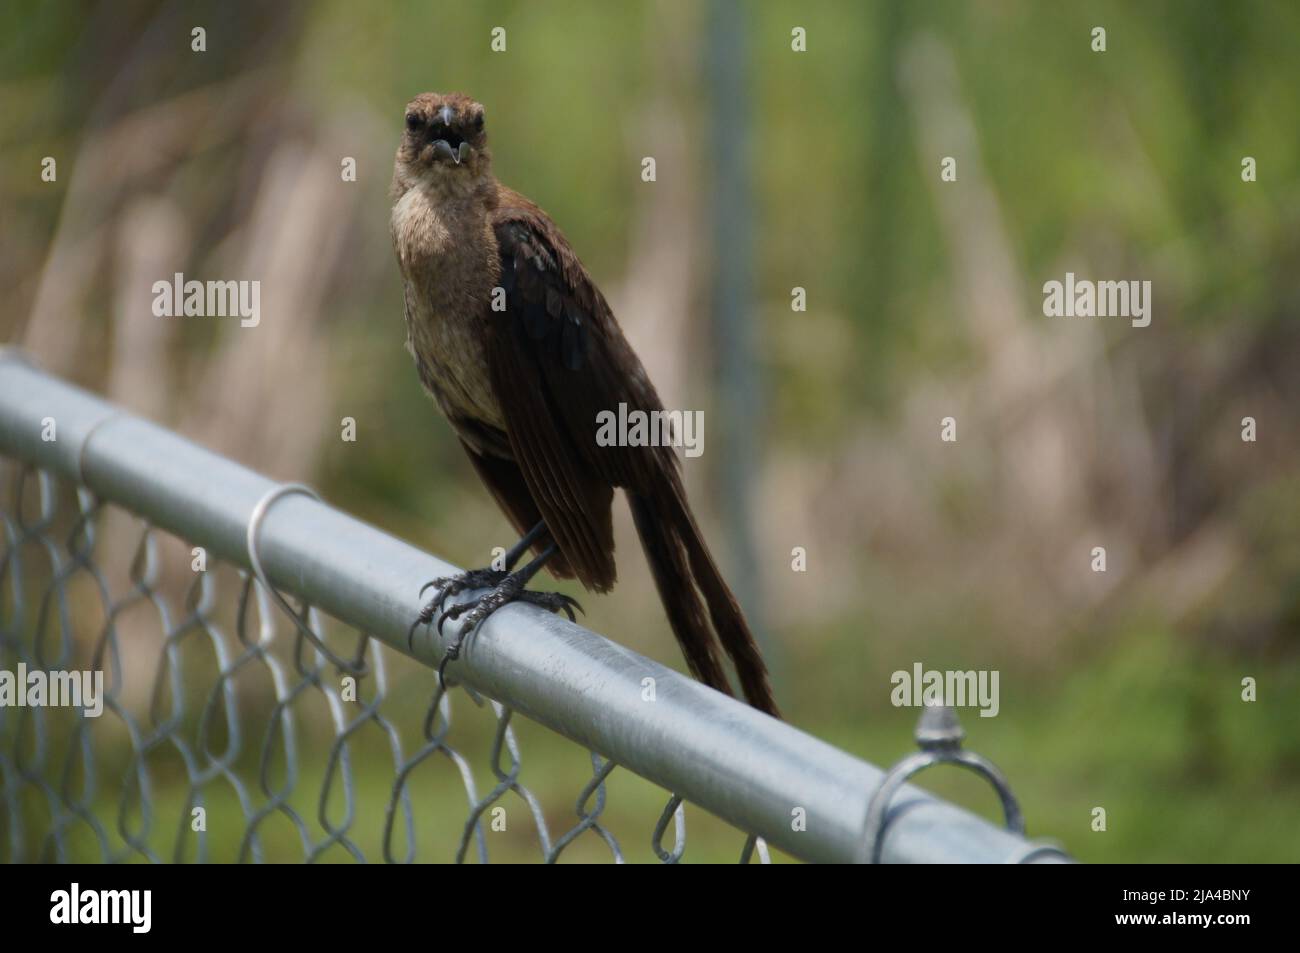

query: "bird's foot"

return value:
[408, 566, 509, 651]
[438, 581, 583, 633]
[432, 573, 582, 687]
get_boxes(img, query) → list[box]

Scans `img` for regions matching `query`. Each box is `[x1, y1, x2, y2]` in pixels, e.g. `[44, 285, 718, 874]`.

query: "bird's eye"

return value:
[473, 111, 485, 130]
[405, 113, 421, 131]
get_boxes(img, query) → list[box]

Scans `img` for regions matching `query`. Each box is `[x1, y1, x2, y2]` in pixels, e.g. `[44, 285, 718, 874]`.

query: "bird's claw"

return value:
[408, 567, 509, 651]
[526, 591, 583, 622]
[436, 599, 473, 635]
[429, 567, 508, 613]
[415, 572, 585, 686]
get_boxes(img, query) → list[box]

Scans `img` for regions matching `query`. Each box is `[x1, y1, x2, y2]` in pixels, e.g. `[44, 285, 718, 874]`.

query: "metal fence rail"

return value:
[0, 351, 1069, 863]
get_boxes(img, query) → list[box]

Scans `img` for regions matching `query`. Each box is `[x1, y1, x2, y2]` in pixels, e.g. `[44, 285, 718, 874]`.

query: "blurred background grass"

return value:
[2, 0, 1299, 862]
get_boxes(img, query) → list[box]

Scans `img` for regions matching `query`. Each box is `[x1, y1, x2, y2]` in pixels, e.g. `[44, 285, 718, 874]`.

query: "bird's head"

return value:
[395, 92, 490, 186]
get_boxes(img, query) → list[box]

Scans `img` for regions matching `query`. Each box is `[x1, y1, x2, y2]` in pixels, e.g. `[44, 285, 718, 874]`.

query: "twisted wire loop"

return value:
[651, 794, 686, 863]
[739, 834, 771, 864]
[0, 462, 774, 863]
[455, 701, 551, 862]
[546, 752, 623, 863]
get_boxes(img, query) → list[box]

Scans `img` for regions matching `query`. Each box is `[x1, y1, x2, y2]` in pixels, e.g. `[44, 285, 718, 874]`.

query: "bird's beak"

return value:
[429, 140, 473, 165]
[425, 104, 474, 166]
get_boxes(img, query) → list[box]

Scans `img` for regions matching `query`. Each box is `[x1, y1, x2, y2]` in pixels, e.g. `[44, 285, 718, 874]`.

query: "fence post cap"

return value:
[915, 705, 965, 751]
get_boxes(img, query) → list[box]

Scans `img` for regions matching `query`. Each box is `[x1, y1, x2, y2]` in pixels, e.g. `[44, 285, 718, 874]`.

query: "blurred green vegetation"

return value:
[2, 1, 1298, 862]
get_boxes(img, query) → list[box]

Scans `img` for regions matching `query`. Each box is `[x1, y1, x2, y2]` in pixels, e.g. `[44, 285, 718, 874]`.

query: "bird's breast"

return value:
[404, 285, 504, 430]
[392, 188, 504, 429]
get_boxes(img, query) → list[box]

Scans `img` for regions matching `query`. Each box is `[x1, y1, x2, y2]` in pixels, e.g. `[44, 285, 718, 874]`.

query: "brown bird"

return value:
[390, 91, 779, 717]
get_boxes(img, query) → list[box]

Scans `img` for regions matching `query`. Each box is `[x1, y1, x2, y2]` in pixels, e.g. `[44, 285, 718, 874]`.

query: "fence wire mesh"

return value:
[0, 462, 760, 864]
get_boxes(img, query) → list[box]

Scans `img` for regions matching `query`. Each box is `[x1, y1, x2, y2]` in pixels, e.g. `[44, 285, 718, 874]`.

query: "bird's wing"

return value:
[489, 201, 778, 714]
[487, 205, 668, 591]
[492, 206, 676, 466]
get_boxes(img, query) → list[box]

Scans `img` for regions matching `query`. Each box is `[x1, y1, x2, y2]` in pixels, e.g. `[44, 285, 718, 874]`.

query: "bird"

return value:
[389, 91, 779, 717]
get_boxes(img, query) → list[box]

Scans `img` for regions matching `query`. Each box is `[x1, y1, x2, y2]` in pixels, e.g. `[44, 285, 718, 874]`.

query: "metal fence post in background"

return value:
[0, 351, 1070, 863]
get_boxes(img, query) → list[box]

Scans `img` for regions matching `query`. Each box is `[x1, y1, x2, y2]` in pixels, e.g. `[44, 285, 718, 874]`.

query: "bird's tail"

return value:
[629, 481, 780, 718]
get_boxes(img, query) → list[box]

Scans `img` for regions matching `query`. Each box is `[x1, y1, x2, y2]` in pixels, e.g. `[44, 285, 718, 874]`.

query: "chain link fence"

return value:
[0, 352, 1069, 863]
[0, 467, 681, 863]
